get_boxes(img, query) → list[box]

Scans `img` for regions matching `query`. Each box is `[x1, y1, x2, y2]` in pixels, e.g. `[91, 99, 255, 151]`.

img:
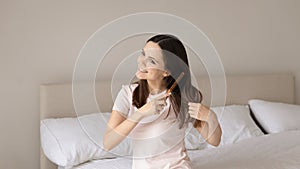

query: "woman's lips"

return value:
[135, 69, 148, 78]
[138, 69, 148, 73]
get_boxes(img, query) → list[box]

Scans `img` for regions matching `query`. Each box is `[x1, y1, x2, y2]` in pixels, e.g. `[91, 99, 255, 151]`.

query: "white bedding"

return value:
[65, 130, 300, 169]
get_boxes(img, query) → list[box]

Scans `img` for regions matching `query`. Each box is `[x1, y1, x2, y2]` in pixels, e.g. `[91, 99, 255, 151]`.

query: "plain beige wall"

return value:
[0, 0, 299, 168]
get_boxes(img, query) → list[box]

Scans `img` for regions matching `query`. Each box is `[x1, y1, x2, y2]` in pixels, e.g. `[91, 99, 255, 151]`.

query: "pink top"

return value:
[113, 84, 192, 169]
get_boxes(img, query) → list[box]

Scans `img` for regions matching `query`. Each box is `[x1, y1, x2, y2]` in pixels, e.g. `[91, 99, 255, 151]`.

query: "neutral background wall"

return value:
[0, 0, 299, 168]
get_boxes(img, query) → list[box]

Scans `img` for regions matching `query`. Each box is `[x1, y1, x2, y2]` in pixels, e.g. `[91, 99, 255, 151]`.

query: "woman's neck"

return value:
[147, 80, 166, 94]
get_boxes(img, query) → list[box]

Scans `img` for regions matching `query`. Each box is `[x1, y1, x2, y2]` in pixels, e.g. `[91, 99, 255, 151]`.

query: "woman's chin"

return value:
[136, 76, 146, 80]
[135, 71, 147, 80]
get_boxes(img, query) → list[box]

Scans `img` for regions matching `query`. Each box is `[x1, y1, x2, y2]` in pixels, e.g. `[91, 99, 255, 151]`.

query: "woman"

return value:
[103, 34, 222, 169]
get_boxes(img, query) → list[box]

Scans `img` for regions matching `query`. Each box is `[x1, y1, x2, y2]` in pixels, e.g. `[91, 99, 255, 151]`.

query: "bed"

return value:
[40, 74, 300, 169]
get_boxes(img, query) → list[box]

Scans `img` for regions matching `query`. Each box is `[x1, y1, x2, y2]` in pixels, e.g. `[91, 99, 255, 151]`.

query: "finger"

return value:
[157, 97, 167, 104]
[188, 102, 196, 106]
[188, 102, 201, 107]
[188, 106, 199, 111]
[154, 94, 166, 100]
[188, 110, 194, 115]
[188, 102, 202, 109]
[188, 110, 197, 116]
[188, 111, 197, 119]
[155, 92, 171, 100]
[156, 100, 166, 106]
[188, 105, 197, 111]
[157, 103, 165, 109]
[189, 109, 200, 117]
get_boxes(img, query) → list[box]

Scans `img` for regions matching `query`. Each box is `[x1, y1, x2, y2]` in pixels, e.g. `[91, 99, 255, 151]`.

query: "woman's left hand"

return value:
[188, 102, 211, 122]
[188, 102, 222, 146]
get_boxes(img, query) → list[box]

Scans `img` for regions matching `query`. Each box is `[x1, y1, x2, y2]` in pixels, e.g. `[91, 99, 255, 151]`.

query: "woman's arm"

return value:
[103, 110, 143, 151]
[195, 111, 222, 146]
[188, 103, 222, 147]
[103, 93, 168, 151]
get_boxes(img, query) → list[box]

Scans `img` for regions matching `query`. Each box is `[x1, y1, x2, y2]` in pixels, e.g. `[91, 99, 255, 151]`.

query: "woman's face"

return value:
[136, 41, 168, 81]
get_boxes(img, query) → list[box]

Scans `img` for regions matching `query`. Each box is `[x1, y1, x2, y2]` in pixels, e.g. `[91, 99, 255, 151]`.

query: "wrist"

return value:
[128, 111, 144, 123]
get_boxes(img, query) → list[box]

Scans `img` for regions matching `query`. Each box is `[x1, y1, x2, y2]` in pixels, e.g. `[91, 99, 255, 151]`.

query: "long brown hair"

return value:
[132, 34, 203, 129]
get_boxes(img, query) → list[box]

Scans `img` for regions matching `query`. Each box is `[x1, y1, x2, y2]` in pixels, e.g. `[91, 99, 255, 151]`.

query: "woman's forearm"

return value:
[206, 117, 222, 146]
[197, 112, 222, 146]
[103, 96, 166, 151]
[103, 112, 143, 151]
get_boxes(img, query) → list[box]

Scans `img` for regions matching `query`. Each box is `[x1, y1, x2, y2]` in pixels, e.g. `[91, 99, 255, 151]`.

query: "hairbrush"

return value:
[166, 72, 185, 95]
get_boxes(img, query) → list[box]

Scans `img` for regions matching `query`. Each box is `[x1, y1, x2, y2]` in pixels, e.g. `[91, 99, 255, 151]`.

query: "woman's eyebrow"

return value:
[147, 56, 158, 62]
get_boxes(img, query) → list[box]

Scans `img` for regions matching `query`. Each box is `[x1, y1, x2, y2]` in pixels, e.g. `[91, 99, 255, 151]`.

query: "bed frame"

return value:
[40, 74, 295, 169]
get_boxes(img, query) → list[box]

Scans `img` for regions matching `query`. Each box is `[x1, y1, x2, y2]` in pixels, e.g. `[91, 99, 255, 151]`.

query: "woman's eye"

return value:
[147, 59, 156, 65]
[145, 58, 157, 66]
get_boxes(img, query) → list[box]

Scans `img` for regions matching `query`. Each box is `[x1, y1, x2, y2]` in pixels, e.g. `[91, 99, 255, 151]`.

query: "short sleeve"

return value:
[112, 85, 131, 117]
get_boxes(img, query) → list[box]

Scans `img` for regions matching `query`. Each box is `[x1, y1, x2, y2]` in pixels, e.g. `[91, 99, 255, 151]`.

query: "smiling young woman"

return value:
[103, 34, 222, 169]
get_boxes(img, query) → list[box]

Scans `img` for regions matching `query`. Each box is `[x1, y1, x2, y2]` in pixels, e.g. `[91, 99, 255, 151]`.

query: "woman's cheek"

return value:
[149, 71, 163, 80]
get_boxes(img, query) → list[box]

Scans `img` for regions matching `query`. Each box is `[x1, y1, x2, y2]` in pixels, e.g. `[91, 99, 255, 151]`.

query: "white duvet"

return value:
[68, 130, 300, 169]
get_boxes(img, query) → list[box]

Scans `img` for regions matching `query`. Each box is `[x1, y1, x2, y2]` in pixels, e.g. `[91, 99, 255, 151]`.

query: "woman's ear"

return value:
[163, 71, 170, 77]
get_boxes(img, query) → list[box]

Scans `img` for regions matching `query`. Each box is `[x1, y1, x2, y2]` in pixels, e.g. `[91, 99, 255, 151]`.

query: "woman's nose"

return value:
[138, 63, 146, 70]
[137, 56, 146, 69]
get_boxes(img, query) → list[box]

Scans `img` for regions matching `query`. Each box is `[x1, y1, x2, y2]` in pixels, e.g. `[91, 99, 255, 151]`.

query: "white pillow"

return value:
[40, 112, 132, 167]
[185, 105, 264, 149]
[248, 99, 300, 133]
[213, 105, 264, 146]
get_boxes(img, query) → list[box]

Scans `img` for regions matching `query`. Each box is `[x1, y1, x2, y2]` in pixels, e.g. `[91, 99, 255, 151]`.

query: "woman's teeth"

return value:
[140, 69, 148, 73]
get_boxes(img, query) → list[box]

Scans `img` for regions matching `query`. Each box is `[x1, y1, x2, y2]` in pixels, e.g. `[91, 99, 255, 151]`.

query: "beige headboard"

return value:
[40, 74, 295, 169]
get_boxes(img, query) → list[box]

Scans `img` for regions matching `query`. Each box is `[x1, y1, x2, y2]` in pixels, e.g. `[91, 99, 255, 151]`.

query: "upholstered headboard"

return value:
[40, 74, 295, 169]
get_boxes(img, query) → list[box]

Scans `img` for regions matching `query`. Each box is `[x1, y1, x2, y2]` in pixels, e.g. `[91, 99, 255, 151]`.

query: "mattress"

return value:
[66, 130, 300, 169]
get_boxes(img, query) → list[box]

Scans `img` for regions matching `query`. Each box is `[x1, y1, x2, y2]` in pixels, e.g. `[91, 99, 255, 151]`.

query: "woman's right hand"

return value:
[136, 92, 170, 118]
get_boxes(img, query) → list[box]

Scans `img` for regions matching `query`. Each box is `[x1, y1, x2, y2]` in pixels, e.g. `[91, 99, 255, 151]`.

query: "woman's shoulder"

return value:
[120, 83, 138, 94]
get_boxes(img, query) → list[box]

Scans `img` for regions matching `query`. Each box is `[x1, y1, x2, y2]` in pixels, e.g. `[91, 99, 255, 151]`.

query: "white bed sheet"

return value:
[67, 130, 300, 169]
